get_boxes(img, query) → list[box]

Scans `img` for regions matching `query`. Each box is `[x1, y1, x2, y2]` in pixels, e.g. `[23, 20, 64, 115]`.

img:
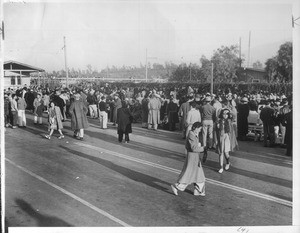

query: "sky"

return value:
[3, 0, 294, 72]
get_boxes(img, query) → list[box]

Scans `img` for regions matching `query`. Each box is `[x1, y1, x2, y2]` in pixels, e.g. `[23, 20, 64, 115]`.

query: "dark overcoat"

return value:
[69, 99, 89, 130]
[117, 107, 133, 134]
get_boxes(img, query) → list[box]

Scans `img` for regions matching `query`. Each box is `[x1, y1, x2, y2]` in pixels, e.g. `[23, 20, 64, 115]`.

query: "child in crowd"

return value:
[45, 101, 64, 139]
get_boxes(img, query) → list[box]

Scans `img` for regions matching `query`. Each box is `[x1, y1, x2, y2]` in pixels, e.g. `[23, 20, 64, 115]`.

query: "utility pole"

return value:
[189, 63, 192, 81]
[247, 31, 251, 68]
[63, 36, 69, 87]
[145, 49, 148, 82]
[145, 48, 157, 82]
[239, 37, 242, 67]
[211, 62, 214, 94]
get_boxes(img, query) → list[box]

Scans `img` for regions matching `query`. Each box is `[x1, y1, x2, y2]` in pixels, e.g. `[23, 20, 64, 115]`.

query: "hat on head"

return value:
[241, 97, 248, 103]
[205, 96, 211, 102]
[219, 108, 230, 118]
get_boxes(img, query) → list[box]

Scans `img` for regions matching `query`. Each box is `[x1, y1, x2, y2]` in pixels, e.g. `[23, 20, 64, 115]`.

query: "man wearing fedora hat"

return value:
[237, 97, 250, 141]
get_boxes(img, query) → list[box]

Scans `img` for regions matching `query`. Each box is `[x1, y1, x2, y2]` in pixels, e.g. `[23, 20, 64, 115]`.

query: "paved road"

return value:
[5, 112, 293, 227]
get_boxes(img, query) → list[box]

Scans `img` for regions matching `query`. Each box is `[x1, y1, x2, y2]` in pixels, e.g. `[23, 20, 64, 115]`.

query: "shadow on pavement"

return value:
[14, 199, 73, 227]
[203, 160, 292, 189]
[60, 145, 173, 195]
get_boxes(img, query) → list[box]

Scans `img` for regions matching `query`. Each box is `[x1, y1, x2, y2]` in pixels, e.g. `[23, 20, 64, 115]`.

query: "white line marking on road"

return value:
[5, 158, 131, 227]
[74, 142, 292, 208]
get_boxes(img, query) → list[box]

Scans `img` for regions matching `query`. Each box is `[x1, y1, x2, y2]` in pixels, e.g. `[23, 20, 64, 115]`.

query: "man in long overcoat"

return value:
[148, 93, 161, 130]
[237, 97, 250, 141]
[69, 93, 89, 140]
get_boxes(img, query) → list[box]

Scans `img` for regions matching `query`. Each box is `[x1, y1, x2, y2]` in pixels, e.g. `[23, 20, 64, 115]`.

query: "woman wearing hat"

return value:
[69, 93, 89, 140]
[216, 108, 238, 173]
[171, 121, 207, 196]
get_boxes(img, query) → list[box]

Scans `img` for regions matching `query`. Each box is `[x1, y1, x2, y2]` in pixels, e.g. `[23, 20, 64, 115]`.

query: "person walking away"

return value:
[17, 92, 27, 127]
[10, 94, 18, 129]
[237, 97, 250, 141]
[4, 93, 11, 127]
[273, 98, 282, 144]
[69, 93, 89, 140]
[113, 94, 122, 126]
[216, 108, 238, 173]
[45, 101, 65, 139]
[171, 122, 207, 196]
[148, 93, 161, 130]
[178, 95, 193, 139]
[260, 100, 276, 147]
[87, 90, 98, 119]
[185, 102, 201, 137]
[201, 96, 215, 149]
[117, 101, 133, 143]
[98, 95, 108, 129]
[278, 98, 290, 147]
[24, 89, 35, 113]
[33, 93, 44, 125]
[166, 96, 179, 131]
[282, 99, 292, 156]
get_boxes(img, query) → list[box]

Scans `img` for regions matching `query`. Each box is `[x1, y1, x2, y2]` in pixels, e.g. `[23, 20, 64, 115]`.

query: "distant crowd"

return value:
[4, 81, 293, 158]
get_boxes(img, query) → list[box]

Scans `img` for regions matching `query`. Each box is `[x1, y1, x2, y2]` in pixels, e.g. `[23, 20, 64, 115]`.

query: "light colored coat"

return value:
[148, 97, 161, 125]
[177, 130, 205, 184]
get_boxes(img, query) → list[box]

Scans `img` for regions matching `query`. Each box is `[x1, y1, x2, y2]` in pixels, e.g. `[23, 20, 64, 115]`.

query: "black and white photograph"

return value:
[1, 0, 300, 232]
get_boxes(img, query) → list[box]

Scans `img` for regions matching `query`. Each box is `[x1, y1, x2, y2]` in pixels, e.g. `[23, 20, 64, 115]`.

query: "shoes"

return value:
[125, 141, 129, 143]
[194, 190, 206, 196]
[45, 135, 51, 139]
[171, 185, 178, 196]
[218, 168, 224, 174]
[73, 134, 77, 138]
[12, 126, 17, 129]
[225, 163, 230, 171]
[79, 137, 83, 140]
[58, 135, 64, 139]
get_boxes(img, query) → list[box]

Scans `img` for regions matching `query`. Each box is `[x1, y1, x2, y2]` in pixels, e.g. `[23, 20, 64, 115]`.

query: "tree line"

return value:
[39, 41, 292, 84]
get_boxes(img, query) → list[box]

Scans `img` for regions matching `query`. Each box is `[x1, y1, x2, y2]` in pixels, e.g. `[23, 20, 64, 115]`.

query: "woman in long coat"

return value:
[69, 93, 89, 140]
[45, 101, 64, 139]
[171, 122, 207, 196]
[117, 101, 133, 143]
[237, 97, 250, 141]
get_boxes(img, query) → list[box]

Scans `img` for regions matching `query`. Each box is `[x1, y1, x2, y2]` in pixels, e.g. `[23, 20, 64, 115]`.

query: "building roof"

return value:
[4, 60, 45, 73]
[4, 70, 26, 77]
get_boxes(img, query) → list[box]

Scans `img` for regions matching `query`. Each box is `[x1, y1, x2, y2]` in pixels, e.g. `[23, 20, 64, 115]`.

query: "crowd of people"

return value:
[3, 82, 293, 185]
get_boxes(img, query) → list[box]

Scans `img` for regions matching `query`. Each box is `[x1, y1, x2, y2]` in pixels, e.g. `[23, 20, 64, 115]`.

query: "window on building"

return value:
[17, 76, 21, 85]
[11, 77, 16, 85]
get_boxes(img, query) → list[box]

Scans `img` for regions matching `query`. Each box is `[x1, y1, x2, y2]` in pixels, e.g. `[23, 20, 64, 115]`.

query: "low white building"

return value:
[4, 60, 44, 89]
